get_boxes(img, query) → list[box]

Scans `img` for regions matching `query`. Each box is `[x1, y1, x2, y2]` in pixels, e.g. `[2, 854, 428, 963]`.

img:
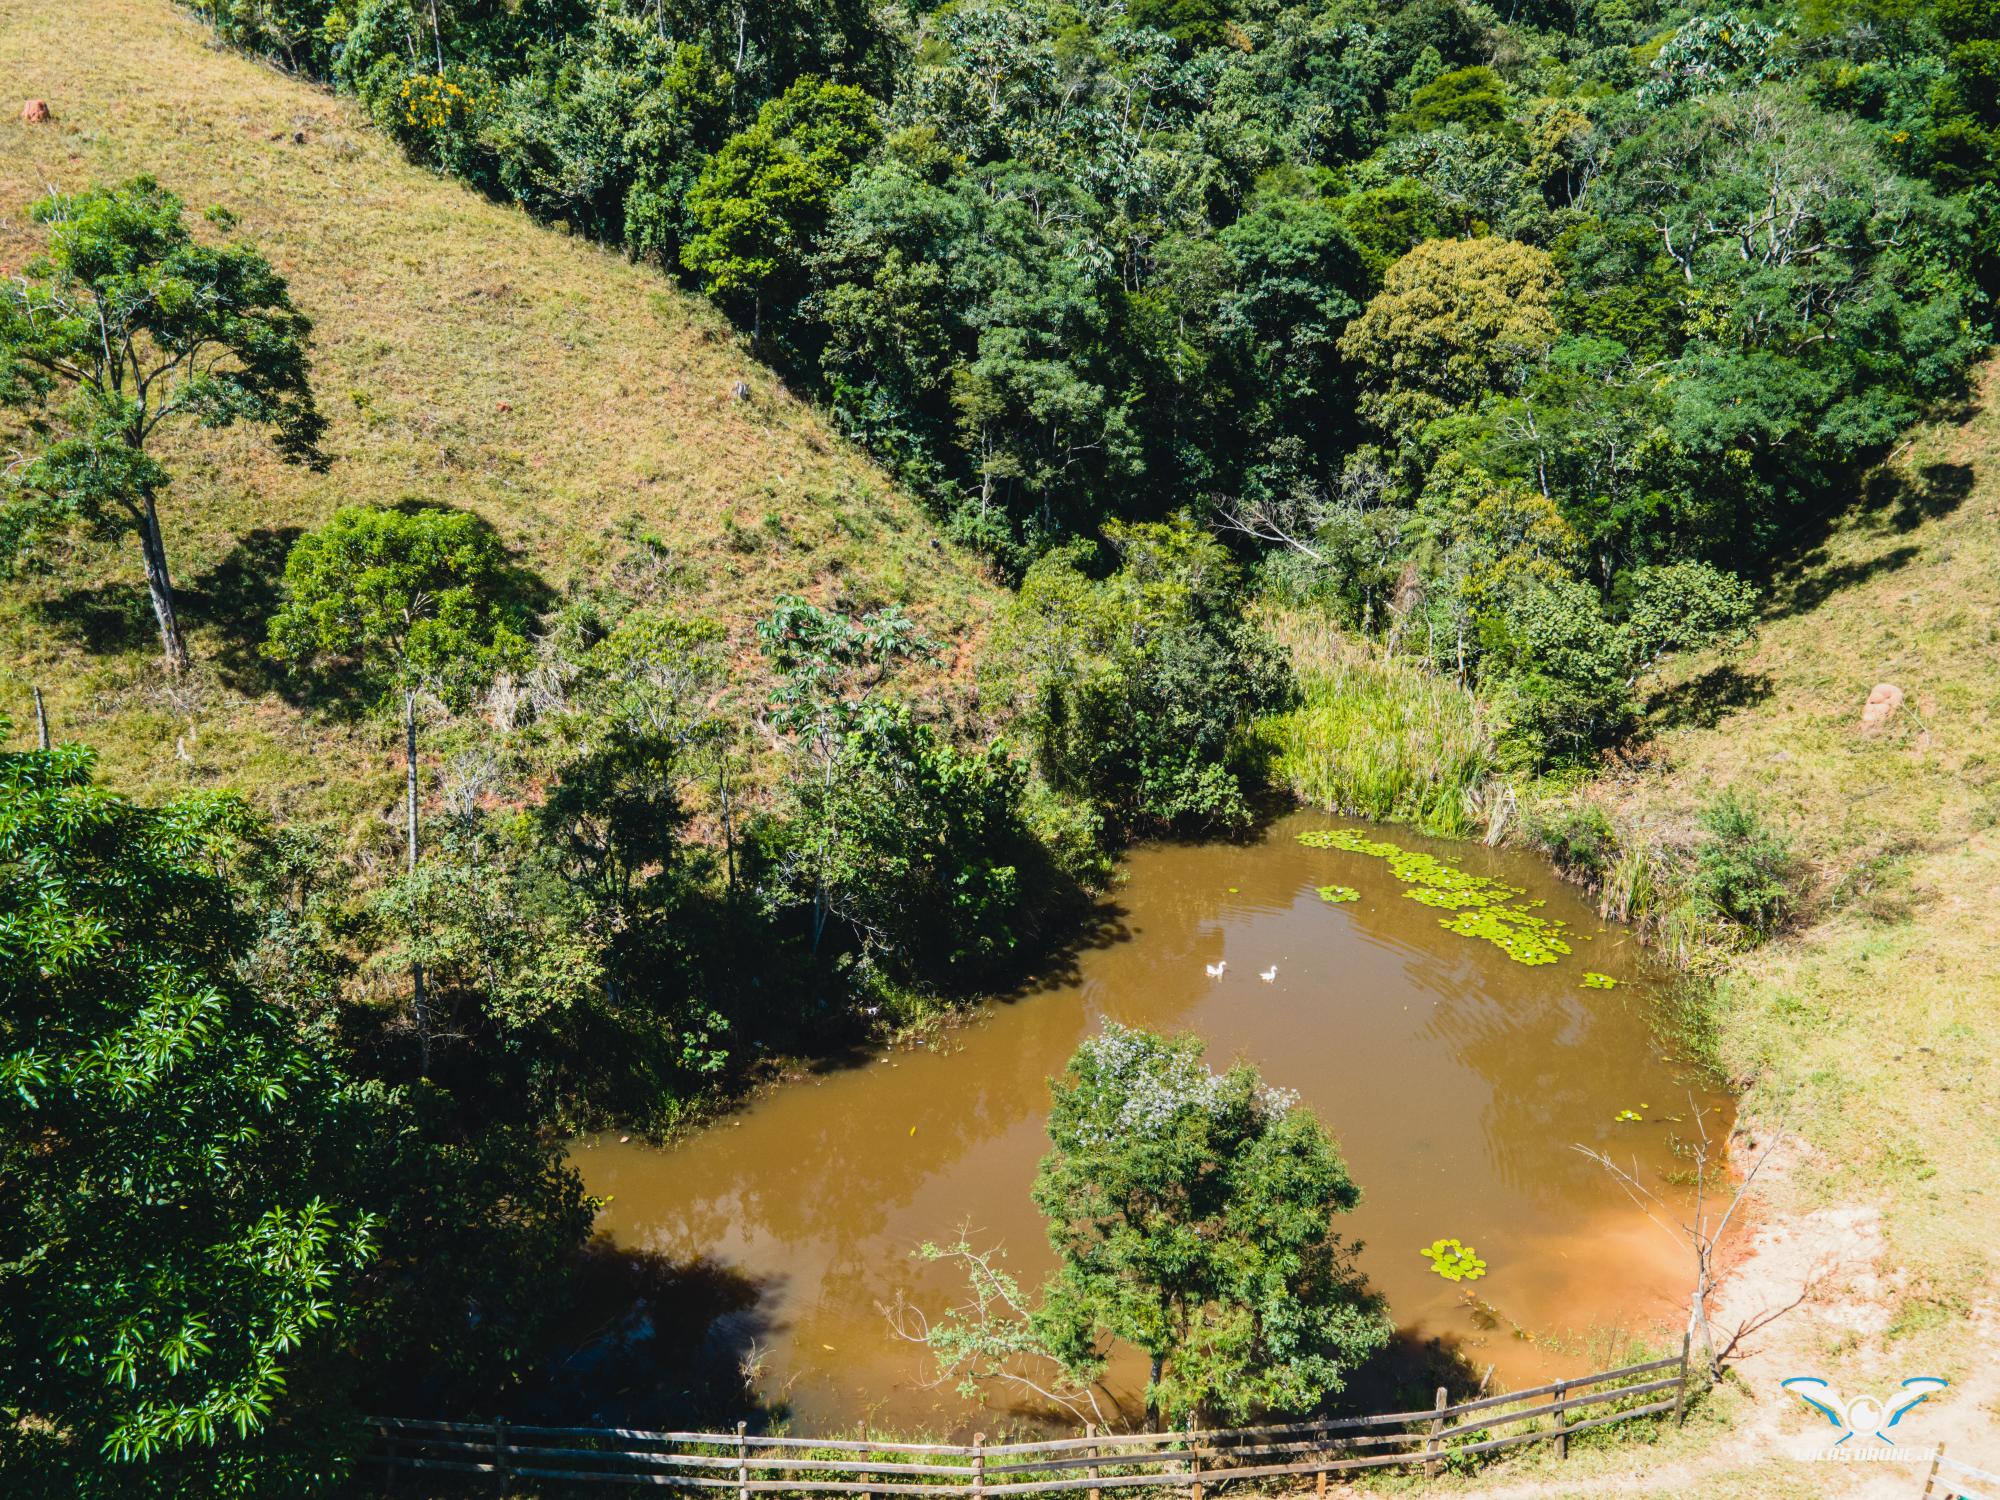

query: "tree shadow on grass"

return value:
[180, 525, 301, 696]
[1763, 542, 1921, 621]
[1862, 460, 1976, 534]
[30, 577, 156, 654]
[1638, 664, 1775, 737]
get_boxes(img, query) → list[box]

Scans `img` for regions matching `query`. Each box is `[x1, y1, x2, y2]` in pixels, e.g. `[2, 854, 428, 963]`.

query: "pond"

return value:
[571, 811, 1727, 1435]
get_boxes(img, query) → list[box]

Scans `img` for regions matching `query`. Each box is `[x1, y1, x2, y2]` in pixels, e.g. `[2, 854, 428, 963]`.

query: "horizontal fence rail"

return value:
[370, 1339, 1688, 1493]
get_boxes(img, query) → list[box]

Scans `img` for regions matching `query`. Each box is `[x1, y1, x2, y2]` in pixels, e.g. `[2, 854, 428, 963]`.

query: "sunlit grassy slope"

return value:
[1601, 362, 2000, 1299]
[0, 0, 1000, 844]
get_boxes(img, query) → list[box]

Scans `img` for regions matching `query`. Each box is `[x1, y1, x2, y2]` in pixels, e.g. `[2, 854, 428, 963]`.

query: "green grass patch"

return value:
[1258, 614, 1494, 836]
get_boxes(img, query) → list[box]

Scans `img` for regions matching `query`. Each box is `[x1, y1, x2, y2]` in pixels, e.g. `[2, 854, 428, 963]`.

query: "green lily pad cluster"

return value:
[1420, 1237, 1488, 1282]
[1297, 829, 1573, 966]
[1614, 1107, 1645, 1122]
[1315, 883, 1360, 904]
[1581, 971, 1618, 989]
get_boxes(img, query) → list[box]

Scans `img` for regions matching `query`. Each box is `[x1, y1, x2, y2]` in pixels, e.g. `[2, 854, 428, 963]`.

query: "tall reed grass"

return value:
[1257, 614, 1495, 837]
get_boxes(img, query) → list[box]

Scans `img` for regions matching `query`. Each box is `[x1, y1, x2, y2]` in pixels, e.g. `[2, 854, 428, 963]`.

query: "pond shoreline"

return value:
[568, 811, 1723, 1437]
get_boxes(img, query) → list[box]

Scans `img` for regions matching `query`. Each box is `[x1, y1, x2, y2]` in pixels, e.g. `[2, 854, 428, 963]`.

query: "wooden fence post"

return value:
[1552, 1380, 1568, 1460]
[973, 1433, 986, 1500]
[1921, 1442, 1946, 1498]
[1190, 1440, 1203, 1500]
[1425, 1386, 1447, 1479]
[737, 1420, 749, 1500]
[1086, 1423, 1101, 1500]
[1674, 1332, 1691, 1426]
[495, 1416, 509, 1494]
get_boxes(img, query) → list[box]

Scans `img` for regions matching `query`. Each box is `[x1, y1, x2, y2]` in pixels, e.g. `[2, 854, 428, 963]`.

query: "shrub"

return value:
[997, 518, 1295, 833]
[1529, 801, 1619, 881]
[1691, 790, 1803, 936]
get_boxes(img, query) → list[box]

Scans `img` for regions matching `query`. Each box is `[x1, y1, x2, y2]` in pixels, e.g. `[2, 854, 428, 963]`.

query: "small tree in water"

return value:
[897, 1025, 1390, 1428]
[0, 177, 324, 674]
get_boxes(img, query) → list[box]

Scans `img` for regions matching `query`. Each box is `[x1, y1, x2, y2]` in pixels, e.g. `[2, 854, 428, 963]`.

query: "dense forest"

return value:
[4, 0, 1996, 1490]
[200, 0, 1997, 731]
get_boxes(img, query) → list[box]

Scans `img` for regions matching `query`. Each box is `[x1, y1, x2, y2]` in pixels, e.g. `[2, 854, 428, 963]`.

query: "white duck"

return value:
[1259, 965, 1278, 983]
[1205, 960, 1227, 979]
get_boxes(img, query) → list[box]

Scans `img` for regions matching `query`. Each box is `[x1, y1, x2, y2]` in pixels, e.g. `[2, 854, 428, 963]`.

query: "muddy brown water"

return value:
[573, 811, 1727, 1434]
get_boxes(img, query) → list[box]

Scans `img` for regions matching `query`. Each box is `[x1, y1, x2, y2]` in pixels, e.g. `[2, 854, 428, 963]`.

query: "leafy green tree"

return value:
[264, 505, 528, 1073]
[683, 76, 881, 348]
[1391, 65, 1514, 137]
[0, 178, 324, 674]
[482, 18, 730, 258]
[0, 732, 378, 1495]
[1483, 561, 1757, 760]
[1617, 561, 1758, 684]
[786, 700, 1052, 986]
[1033, 1027, 1389, 1426]
[1637, 12, 1792, 107]
[908, 1026, 1387, 1427]
[756, 595, 930, 955]
[1338, 236, 1562, 448]
[997, 519, 1293, 832]
[1485, 574, 1632, 759]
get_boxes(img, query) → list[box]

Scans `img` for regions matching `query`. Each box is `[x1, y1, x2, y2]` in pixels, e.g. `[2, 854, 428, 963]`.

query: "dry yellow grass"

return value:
[0, 0, 1000, 842]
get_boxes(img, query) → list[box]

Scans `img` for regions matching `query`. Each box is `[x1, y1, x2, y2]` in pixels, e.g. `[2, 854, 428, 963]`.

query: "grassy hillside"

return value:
[1596, 365, 2000, 1298]
[0, 0, 1000, 845]
[1475, 363, 2000, 1498]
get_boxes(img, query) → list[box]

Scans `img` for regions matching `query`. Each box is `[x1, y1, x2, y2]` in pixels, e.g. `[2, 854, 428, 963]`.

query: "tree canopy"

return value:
[0, 734, 376, 1494]
[909, 1026, 1389, 1428]
[0, 177, 323, 674]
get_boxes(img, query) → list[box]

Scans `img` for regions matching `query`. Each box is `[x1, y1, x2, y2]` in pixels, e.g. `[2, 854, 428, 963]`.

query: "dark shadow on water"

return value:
[518, 1236, 787, 1432]
[770, 898, 1137, 1091]
[988, 897, 1135, 1003]
[1339, 1323, 1489, 1415]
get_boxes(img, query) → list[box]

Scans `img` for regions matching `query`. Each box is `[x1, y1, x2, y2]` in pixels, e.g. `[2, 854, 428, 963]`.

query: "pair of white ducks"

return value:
[1204, 960, 1277, 983]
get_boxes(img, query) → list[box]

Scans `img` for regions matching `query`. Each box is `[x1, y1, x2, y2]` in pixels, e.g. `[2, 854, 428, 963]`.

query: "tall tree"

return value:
[0, 177, 324, 674]
[683, 76, 881, 349]
[755, 594, 929, 955]
[0, 730, 378, 1495]
[264, 505, 526, 1074]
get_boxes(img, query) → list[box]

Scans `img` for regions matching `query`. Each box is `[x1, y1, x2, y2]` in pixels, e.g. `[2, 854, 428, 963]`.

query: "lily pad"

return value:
[1299, 829, 1572, 966]
[1315, 883, 1360, 904]
[1581, 971, 1618, 989]
[1419, 1237, 1489, 1282]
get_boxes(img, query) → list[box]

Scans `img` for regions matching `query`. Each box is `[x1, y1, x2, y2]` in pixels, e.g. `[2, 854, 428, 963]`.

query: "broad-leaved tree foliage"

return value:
[910, 1026, 1389, 1429]
[264, 504, 528, 1073]
[0, 732, 376, 1496]
[0, 178, 324, 674]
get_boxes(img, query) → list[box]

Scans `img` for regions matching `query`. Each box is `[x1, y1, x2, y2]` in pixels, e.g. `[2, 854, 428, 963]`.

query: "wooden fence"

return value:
[369, 1338, 1688, 1494]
